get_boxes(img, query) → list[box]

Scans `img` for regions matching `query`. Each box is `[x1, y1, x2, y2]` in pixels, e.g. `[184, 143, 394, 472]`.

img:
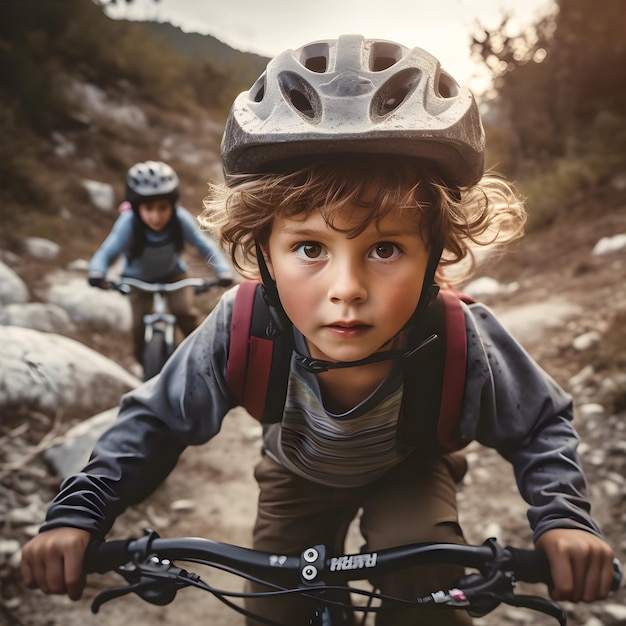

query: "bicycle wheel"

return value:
[142, 329, 169, 380]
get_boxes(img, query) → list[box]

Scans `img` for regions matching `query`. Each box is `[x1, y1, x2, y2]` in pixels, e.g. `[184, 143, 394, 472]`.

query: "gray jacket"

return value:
[41, 286, 602, 543]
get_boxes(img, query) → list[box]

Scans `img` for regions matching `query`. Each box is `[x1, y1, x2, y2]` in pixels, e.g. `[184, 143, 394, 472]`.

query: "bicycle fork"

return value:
[143, 293, 176, 346]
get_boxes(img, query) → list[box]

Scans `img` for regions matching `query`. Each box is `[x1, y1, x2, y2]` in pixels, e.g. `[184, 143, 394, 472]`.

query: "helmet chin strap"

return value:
[254, 240, 443, 374]
[294, 332, 439, 373]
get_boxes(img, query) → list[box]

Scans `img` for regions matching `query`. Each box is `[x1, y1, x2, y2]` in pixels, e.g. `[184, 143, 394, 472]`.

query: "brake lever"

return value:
[91, 579, 166, 614]
[498, 592, 566, 626]
[455, 568, 567, 625]
[90, 550, 200, 613]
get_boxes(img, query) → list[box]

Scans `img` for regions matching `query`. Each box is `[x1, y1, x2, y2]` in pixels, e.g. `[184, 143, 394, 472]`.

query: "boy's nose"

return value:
[327, 261, 367, 304]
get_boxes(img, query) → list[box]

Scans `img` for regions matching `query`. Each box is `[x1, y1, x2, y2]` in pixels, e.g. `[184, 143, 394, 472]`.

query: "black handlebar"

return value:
[84, 532, 622, 590]
[82, 532, 622, 624]
[107, 277, 225, 296]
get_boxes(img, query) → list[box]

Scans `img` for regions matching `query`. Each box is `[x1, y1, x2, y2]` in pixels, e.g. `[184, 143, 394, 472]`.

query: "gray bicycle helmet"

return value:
[222, 34, 485, 187]
[125, 161, 180, 205]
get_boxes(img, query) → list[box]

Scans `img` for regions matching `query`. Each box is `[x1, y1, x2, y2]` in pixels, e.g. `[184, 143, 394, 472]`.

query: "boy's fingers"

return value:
[549, 553, 574, 600]
[579, 544, 615, 601]
[538, 529, 616, 602]
[22, 554, 50, 593]
[598, 552, 617, 599]
[31, 556, 52, 595]
[64, 549, 86, 601]
[582, 552, 603, 601]
[20, 551, 35, 588]
[553, 545, 613, 601]
[545, 542, 581, 600]
[570, 550, 591, 601]
[46, 555, 68, 595]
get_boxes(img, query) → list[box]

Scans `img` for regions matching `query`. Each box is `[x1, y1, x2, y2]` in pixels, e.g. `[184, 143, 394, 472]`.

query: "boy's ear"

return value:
[259, 244, 276, 281]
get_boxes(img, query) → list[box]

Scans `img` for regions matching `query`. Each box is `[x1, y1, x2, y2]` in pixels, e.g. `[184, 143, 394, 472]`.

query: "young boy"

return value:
[87, 160, 234, 362]
[21, 36, 615, 625]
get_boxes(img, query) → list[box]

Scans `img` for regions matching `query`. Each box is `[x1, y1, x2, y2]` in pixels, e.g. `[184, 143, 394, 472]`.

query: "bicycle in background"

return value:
[110, 277, 225, 380]
[85, 530, 623, 626]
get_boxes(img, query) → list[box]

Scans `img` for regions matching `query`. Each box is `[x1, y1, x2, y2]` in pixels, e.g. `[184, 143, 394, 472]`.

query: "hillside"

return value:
[0, 0, 266, 261]
[142, 20, 268, 79]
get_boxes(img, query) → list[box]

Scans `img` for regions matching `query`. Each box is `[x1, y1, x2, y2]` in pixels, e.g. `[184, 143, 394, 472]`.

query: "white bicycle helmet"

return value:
[125, 161, 180, 205]
[222, 34, 485, 187]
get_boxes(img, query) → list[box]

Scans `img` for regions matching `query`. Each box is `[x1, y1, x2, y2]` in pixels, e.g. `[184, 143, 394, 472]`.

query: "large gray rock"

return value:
[0, 325, 140, 417]
[0, 302, 76, 334]
[0, 261, 29, 306]
[47, 275, 131, 331]
[23, 237, 60, 260]
[82, 179, 115, 212]
[44, 407, 118, 479]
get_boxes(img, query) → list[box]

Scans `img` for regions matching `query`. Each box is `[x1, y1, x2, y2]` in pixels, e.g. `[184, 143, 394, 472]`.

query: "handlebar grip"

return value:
[84, 539, 134, 574]
[612, 558, 624, 591]
[506, 546, 623, 591]
[193, 282, 212, 294]
[506, 546, 552, 584]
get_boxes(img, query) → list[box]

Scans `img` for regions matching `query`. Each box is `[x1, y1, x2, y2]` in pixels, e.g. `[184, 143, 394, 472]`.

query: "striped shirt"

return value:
[263, 356, 413, 488]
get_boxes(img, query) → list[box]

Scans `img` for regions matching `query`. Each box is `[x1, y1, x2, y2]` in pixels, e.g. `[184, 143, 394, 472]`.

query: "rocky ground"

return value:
[1, 185, 625, 626]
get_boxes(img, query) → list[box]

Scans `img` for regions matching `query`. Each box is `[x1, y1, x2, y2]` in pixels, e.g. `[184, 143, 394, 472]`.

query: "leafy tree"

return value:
[472, 0, 626, 171]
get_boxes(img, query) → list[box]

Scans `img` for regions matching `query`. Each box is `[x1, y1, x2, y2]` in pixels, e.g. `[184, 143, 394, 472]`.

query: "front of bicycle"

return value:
[84, 530, 623, 626]
[109, 276, 223, 380]
[139, 287, 177, 381]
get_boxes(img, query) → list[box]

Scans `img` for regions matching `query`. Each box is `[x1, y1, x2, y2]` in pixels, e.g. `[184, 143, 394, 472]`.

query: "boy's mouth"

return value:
[325, 322, 372, 335]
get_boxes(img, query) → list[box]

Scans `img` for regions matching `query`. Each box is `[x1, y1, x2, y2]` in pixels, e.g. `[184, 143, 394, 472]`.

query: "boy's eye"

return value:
[295, 243, 324, 259]
[370, 243, 399, 260]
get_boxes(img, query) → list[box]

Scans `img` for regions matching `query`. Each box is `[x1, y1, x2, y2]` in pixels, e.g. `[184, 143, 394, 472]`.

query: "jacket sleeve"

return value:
[40, 287, 239, 537]
[177, 207, 233, 276]
[87, 212, 134, 277]
[460, 303, 603, 543]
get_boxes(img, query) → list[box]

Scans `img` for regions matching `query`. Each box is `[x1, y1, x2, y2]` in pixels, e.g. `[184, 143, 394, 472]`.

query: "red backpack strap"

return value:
[443, 285, 476, 306]
[436, 289, 469, 450]
[226, 280, 257, 406]
[225, 280, 292, 422]
[396, 290, 470, 453]
[225, 280, 272, 419]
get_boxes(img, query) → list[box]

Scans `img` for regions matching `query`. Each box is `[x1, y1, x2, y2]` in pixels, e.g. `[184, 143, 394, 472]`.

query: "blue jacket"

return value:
[88, 207, 232, 281]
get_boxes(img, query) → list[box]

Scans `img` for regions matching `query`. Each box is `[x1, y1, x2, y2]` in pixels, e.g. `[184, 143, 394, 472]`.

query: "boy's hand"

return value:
[536, 528, 615, 602]
[21, 527, 91, 601]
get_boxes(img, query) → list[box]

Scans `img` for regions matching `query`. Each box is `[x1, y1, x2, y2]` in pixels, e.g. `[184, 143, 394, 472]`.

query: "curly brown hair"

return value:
[199, 155, 526, 283]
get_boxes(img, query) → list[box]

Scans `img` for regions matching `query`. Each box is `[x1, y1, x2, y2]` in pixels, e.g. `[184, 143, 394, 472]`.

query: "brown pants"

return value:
[129, 273, 201, 362]
[245, 452, 472, 626]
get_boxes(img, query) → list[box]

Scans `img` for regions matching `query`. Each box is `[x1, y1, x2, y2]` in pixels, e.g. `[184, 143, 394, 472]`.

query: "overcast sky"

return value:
[105, 0, 555, 94]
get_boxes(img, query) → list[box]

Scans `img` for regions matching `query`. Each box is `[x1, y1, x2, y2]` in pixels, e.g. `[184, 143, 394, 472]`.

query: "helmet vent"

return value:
[435, 70, 459, 99]
[249, 73, 267, 103]
[305, 56, 327, 73]
[289, 89, 315, 117]
[253, 84, 265, 102]
[279, 71, 321, 120]
[371, 68, 421, 118]
[370, 42, 403, 71]
[300, 42, 330, 73]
